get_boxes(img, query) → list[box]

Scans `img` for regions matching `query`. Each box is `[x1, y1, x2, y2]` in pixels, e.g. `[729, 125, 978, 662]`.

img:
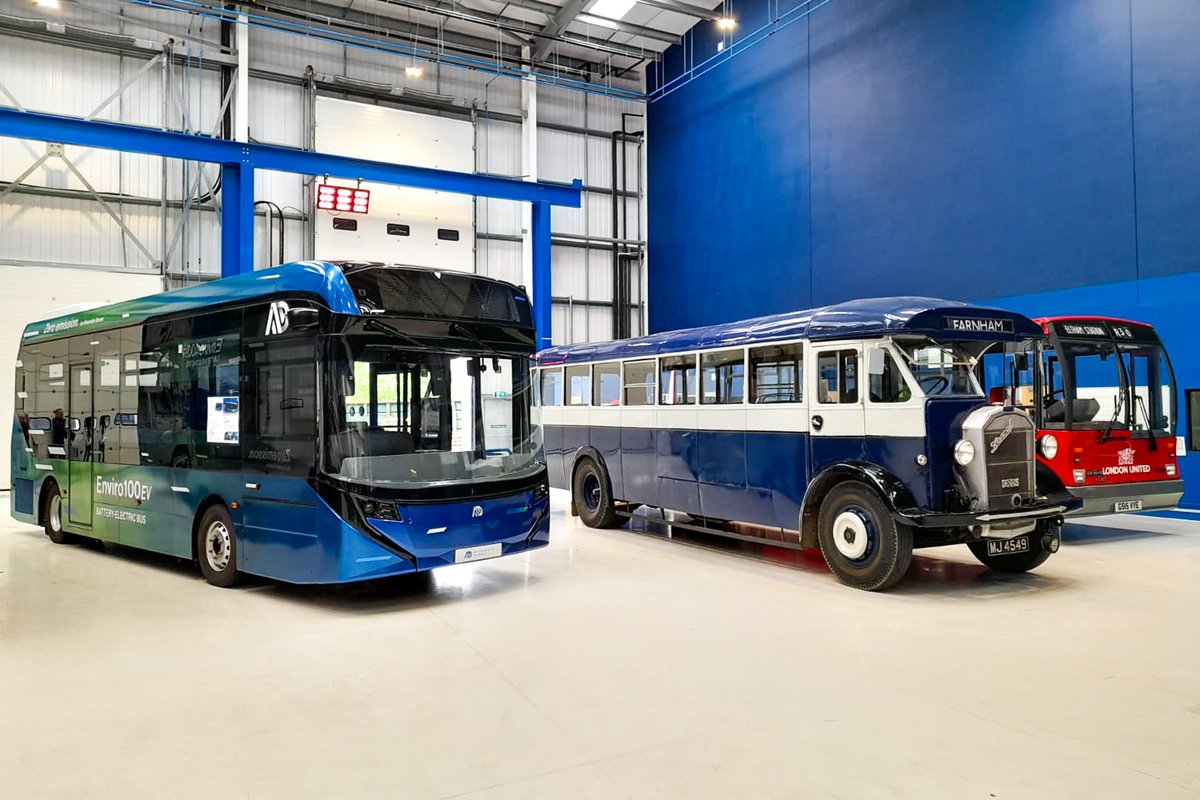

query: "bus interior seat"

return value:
[1044, 398, 1102, 424]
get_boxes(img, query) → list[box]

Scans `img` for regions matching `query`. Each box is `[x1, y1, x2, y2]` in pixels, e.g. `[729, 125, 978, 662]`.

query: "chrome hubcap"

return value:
[833, 509, 870, 560]
[205, 521, 232, 572]
[48, 494, 62, 532]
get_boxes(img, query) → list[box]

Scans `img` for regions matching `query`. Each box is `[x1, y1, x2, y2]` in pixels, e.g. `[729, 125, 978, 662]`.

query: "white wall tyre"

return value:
[817, 482, 913, 591]
[196, 504, 242, 588]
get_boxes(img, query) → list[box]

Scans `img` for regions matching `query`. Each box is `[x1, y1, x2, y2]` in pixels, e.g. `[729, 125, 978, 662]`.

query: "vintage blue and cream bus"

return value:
[534, 297, 1077, 591]
[11, 261, 549, 587]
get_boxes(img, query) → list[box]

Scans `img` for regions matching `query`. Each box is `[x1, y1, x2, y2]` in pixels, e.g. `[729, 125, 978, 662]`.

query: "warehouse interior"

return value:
[1, 1, 1198, 798]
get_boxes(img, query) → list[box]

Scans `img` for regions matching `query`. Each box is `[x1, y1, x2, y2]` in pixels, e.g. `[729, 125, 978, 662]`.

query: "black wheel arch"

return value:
[800, 461, 919, 548]
[37, 477, 61, 527]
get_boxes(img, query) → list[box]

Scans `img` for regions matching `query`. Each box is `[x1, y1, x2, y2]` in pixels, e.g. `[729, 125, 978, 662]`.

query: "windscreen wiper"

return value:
[449, 321, 502, 357]
[363, 319, 427, 350]
[1135, 394, 1159, 452]
[1098, 384, 1127, 445]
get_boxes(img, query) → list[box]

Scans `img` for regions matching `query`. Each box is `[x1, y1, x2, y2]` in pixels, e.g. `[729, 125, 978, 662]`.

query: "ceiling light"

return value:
[578, 13, 619, 29]
[33, 0, 61, 7]
[405, 64, 423, 78]
[588, 0, 636, 22]
[716, 16, 737, 30]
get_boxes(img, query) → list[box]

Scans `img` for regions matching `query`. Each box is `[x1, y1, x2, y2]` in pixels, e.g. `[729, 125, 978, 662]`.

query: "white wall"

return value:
[0, 3, 645, 345]
[0, 266, 163, 487]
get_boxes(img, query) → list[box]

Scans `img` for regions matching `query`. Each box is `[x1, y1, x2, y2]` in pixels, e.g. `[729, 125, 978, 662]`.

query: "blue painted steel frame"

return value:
[0, 107, 581, 344]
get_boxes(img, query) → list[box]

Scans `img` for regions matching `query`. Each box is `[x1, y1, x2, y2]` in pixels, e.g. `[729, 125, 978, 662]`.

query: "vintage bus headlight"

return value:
[953, 439, 976, 466]
[1040, 434, 1059, 460]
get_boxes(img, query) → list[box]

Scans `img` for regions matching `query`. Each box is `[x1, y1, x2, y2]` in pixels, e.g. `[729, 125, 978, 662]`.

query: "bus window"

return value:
[867, 348, 910, 404]
[593, 362, 621, 406]
[701, 349, 745, 404]
[565, 365, 591, 406]
[751, 344, 802, 403]
[660, 355, 697, 405]
[540, 368, 563, 406]
[817, 349, 858, 404]
[624, 360, 656, 405]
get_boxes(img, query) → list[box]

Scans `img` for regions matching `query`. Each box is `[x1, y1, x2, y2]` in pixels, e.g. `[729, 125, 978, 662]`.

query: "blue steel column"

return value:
[531, 201, 553, 351]
[220, 160, 255, 276]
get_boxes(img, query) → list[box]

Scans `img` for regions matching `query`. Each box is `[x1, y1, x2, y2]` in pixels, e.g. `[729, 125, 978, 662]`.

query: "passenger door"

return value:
[67, 362, 94, 527]
[807, 343, 866, 475]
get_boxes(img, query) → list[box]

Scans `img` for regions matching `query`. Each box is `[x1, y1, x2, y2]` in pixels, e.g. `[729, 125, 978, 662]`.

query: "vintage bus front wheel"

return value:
[197, 504, 242, 588]
[572, 457, 620, 529]
[817, 483, 913, 591]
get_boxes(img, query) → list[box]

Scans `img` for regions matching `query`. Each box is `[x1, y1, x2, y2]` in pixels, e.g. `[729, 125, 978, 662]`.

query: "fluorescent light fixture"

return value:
[34, 0, 61, 7]
[716, 16, 737, 30]
[588, 0, 636, 22]
[405, 64, 423, 78]
[578, 13, 619, 29]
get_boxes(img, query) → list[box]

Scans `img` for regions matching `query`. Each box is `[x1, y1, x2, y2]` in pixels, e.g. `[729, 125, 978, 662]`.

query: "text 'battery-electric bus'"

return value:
[534, 297, 1079, 591]
[982, 316, 1182, 516]
[11, 261, 549, 587]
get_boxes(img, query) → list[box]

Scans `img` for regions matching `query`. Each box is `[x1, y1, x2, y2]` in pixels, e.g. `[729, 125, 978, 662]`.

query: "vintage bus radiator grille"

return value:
[961, 408, 1038, 511]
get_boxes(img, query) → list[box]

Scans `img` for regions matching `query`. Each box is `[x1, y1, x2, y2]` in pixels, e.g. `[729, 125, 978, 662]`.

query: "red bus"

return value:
[987, 317, 1182, 516]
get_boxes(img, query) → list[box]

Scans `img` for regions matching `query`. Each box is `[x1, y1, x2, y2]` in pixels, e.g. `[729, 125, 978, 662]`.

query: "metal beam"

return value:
[634, 0, 723, 21]
[0, 108, 583, 207]
[532, 0, 591, 62]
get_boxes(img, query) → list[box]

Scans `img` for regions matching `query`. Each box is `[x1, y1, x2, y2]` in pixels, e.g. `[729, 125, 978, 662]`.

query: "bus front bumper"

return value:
[894, 502, 1072, 531]
[1065, 479, 1185, 517]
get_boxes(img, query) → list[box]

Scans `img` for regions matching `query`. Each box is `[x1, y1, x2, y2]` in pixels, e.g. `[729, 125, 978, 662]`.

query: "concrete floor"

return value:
[1, 493, 1198, 799]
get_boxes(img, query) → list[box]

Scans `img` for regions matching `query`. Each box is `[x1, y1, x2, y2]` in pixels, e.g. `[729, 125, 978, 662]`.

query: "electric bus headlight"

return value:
[1040, 434, 1059, 460]
[954, 439, 976, 466]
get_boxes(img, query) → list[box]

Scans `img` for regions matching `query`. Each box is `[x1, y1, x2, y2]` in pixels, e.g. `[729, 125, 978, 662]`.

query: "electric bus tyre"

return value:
[572, 457, 620, 529]
[967, 540, 1053, 574]
[817, 483, 913, 591]
[196, 504, 242, 588]
[41, 481, 79, 545]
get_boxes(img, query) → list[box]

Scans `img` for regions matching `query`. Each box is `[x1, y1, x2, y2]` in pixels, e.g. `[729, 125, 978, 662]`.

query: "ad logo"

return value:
[265, 301, 290, 335]
[472, 505, 483, 518]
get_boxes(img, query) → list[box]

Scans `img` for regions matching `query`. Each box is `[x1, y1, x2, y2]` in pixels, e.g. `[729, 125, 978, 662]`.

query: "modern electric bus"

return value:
[534, 297, 1077, 591]
[11, 261, 550, 587]
[982, 316, 1182, 516]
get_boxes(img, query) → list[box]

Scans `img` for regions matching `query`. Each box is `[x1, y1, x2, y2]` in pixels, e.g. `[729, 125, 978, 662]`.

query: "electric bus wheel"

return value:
[572, 458, 620, 529]
[197, 505, 242, 588]
[41, 483, 78, 545]
[967, 540, 1053, 574]
[817, 483, 913, 591]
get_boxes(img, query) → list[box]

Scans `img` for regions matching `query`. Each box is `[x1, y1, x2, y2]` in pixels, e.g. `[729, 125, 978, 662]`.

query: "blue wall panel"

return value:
[648, 0, 1200, 507]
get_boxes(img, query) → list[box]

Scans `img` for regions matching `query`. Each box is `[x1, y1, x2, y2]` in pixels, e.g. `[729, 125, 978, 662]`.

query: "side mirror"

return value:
[1014, 353, 1029, 372]
[866, 347, 886, 376]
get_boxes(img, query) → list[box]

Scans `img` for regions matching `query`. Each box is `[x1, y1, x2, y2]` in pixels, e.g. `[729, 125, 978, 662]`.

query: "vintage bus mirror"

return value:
[288, 307, 321, 331]
[1014, 352, 1029, 372]
[866, 346, 886, 376]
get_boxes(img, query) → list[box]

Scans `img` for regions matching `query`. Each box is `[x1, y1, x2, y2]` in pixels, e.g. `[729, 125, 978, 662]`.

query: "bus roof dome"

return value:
[537, 296, 1043, 364]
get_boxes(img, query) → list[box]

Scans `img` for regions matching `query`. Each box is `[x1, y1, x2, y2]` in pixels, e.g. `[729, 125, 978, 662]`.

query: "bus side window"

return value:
[817, 349, 858, 404]
[701, 349, 745, 404]
[750, 344, 802, 403]
[540, 368, 563, 407]
[593, 362, 621, 406]
[867, 348, 909, 404]
[565, 365, 591, 406]
[623, 360, 656, 406]
[659, 355, 697, 405]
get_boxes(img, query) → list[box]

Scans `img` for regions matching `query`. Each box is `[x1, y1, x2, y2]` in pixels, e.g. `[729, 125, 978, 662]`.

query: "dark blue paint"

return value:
[538, 298, 1040, 366]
